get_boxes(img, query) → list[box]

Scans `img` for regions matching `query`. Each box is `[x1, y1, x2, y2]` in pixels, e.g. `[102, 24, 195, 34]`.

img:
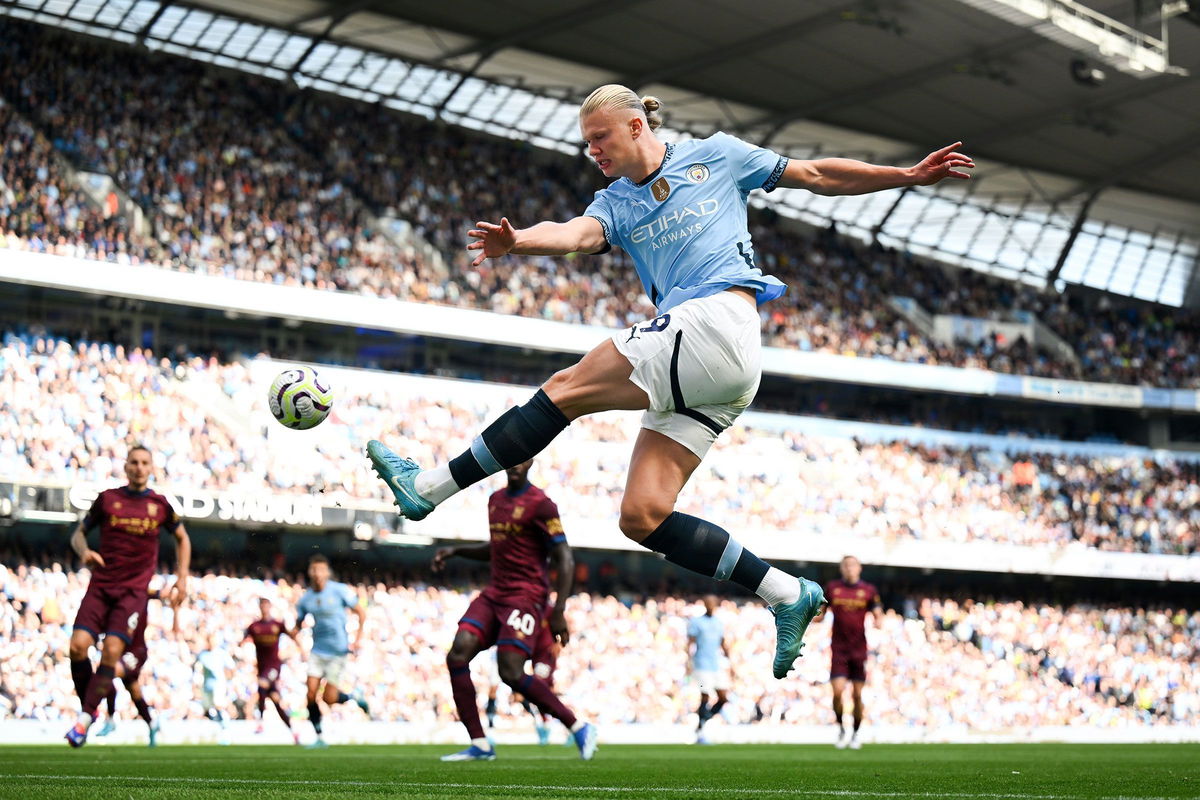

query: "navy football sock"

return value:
[307, 701, 323, 734]
[83, 665, 115, 717]
[70, 659, 94, 702]
[448, 390, 569, 488]
[336, 692, 351, 704]
[641, 512, 770, 593]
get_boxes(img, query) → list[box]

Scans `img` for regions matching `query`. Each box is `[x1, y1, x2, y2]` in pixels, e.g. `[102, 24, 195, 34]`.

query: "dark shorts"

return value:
[74, 583, 147, 645]
[831, 650, 867, 683]
[257, 665, 282, 691]
[458, 591, 544, 657]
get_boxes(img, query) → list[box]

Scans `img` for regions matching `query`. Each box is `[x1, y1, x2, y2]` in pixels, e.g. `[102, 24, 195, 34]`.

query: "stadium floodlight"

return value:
[954, 0, 1189, 76]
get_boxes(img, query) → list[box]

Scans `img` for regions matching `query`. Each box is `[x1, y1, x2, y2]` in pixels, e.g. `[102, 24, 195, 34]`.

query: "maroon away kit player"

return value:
[65, 446, 190, 748]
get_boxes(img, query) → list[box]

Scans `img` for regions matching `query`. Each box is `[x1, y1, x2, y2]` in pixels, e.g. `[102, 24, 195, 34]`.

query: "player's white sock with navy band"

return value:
[416, 390, 570, 504]
[641, 513, 801, 606]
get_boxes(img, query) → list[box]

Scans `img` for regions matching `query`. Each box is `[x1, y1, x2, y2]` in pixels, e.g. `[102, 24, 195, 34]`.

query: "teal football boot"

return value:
[366, 440, 436, 521]
[771, 577, 827, 679]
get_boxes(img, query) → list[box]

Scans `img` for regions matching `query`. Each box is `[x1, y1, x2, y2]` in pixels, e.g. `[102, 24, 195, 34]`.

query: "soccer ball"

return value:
[268, 367, 334, 430]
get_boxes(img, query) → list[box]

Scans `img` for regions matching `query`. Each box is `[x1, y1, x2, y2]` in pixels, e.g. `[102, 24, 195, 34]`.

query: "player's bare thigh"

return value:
[619, 428, 702, 542]
[448, 628, 485, 663]
[542, 339, 648, 420]
[830, 676, 848, 697]
[68, 628, 96, 660]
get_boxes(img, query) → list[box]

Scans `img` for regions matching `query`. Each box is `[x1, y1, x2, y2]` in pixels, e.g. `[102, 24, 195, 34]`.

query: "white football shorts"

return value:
[612, 290, 761, 459]
[201, 681, 228, 709]
[307, 652, 348, 686]
[692, 667, 731, 692]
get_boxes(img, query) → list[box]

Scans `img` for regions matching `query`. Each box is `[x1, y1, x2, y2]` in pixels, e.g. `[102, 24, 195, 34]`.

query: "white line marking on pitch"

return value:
[6, 774, 1196, 800]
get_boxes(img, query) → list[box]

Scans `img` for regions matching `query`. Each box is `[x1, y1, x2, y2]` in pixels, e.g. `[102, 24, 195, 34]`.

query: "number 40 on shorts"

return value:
[506, 608, 536, 636]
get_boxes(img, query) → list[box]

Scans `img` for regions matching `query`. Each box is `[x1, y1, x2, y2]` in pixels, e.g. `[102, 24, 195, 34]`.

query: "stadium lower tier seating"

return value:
[0, 562, 1195, 730]
[3, 19, 1200, 388]
[2, 332, 1196, 555]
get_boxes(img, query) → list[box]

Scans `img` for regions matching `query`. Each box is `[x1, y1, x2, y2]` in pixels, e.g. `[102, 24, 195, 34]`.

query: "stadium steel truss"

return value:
[3, 0, 1198, 306]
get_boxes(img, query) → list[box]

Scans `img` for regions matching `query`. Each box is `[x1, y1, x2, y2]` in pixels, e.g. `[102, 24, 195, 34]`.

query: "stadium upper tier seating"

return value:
[3, 20, 1200, 388]
[1, 559, 1195, 729]
[2, 332, 1196, 555]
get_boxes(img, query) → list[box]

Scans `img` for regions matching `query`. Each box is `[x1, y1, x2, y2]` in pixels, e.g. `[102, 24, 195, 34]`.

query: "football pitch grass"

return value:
[1, 743, 1196, 800]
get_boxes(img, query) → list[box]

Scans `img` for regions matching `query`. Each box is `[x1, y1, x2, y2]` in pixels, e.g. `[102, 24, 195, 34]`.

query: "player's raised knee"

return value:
[496, 656, 526, 687]
[619, 500, 672, 543]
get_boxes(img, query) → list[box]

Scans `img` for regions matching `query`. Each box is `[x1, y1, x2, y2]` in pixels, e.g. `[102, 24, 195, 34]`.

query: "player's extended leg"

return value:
[831, 676, 848, 748]
[125, 676, 158, 746]
[322, 681, 370, 717]
[67, 629, 96, 707]
[620, 429, 826, 678]
[369, 340, 646, 520]
[849, 679, 866, 749]
[67, 634, 127, 747]
[305, 676, 327, 746]
[496, 649, 596, 761]
[442, 629, 494, 761]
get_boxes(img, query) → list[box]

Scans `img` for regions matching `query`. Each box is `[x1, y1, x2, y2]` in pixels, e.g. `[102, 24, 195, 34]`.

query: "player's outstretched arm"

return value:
[547, 541, 574, 646]
[467, 216, 606, 266]
[167, 522, 191, 608]
[779, 142, 974, 196]
[431, 543, 491, 573]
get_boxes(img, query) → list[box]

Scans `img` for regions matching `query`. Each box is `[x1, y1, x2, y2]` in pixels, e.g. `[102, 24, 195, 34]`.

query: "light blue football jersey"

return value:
[687, 613, 725, 672]
[583, 132, 788, 314]
[297, 580, 358, 656]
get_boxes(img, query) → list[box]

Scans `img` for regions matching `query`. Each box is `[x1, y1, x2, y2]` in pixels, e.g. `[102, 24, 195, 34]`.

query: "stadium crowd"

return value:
[3, 19, 1200, 387]
[0, 558, 1195, 732]
[2, 331, 1198, 556]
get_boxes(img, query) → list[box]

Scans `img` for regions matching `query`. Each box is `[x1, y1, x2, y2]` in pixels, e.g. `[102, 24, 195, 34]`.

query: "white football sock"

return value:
[414, 465, 459, 505]
[570, 720, 587, 733]
[755, 567, 801, 607]
[471, 737, 492, 751]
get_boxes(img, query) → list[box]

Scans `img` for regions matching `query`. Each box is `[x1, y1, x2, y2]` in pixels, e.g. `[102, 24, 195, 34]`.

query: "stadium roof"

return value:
[7, 0, 1199, 305]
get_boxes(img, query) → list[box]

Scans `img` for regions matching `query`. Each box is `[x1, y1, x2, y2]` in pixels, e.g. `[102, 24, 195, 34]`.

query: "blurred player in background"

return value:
[369, 85, 970, 680]
[814, 556, 882, 750]
[431, 460, 596, 762]
[65, 445, 190, 747]
[689, 594, 731, 744]
[94, 587, 165, 746]
[244, 597, 300, 744]
[294, 554, 370, 748]
[196, 634, 234, 742]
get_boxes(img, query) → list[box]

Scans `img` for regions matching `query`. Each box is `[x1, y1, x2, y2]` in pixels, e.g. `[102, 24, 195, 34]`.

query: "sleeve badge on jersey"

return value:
[685, 164, 710, 183]
[651, 176, 671, 202]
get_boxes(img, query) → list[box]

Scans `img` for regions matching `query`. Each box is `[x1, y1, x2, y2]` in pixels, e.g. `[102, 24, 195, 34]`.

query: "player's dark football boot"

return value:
[367, 440, 435, 521]
[771, 577, 827, 679]
[64, 721, 89, 748]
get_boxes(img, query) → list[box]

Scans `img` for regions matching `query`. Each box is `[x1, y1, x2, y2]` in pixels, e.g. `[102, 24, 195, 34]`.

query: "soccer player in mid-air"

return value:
[814, 555, 882, 749]
[65, 445, 190, 747]
[431, 459, 596, 761]
[688, 594, 731, 744]
[368, 84, 971, 679]
[294, 554, 370, 747]
[245, 597, 301, 743]
[94, 587, 164, 746]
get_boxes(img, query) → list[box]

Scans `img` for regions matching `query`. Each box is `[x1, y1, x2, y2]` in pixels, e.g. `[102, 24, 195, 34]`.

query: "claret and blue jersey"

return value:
[583, 132, 789, 314]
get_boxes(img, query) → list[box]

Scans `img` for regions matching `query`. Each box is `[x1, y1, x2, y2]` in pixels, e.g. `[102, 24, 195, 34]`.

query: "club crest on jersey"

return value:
[147, 502, 157, 516]
[685, 163, 710, 183]
[513, 506, 525, 520]
[650, 176, 671, 202]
